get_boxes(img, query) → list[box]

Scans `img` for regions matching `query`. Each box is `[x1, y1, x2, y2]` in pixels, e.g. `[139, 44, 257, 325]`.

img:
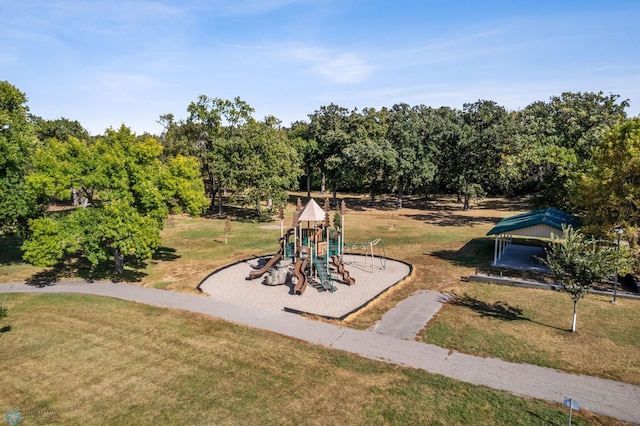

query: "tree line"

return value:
[1, 80, 639, 273]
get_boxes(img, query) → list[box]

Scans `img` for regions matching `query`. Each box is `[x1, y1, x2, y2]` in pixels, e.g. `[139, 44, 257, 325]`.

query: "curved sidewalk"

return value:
[3, 281, 640, 424]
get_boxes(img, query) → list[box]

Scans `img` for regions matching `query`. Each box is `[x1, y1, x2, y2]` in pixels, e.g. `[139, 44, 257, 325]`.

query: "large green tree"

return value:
[160, 95, 302, 215]
[159, 96, 253, 214]
[307, 104, 351, 198]
[517, 92, 629, 209]
[549, 91, 628, 159]
[574, 118, 640, 246]
[0, 81, 42, 234]
[344, 107, 397, 206]
[225, 116, 302, 213]
[387, 104, 438, 209]
[433, 106, 484, 210]
[461, 100, 519, 199]
[288, 120, 318, 200]
[23, 126, 208, 273]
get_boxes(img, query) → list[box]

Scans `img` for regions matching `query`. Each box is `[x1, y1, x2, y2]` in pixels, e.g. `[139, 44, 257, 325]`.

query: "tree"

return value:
[0, 81, 42, 234]
[549, 91, 628, 160]
[543, 225, 622, 332]
[163, 154, 212, 216]
[288, 120, 318, 200]
[308, 104, 351, 197]
[432, 106, 485, 210]
[574, 118, 640, 247]
[159, 96, 254, 214]
[23, 126, 208, 273]
[188, 95, 255, 214]
[226, 116, 302, 213]
[387, 104, 438, 209]
[161, 97, 302, 216]
[30, 116, 91, 142]
[344, 107, 397, 206]
[460, 100, 519, 201]
[157, 113, 201, 159]
[518, 92, 629, 209]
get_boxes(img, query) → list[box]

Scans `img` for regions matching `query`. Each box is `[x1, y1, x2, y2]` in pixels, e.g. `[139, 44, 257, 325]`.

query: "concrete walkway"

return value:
[3, 281, 640, 424]
[372, 290, 451, 339]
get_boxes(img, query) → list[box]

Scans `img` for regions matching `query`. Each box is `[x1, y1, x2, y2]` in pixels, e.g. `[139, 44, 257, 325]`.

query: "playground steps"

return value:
[307, 279, 330, 292]
[313, 256, 335, 292]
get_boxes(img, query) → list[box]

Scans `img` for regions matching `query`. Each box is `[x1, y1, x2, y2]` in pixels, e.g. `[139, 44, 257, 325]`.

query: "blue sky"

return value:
[2, 0, 639, 135]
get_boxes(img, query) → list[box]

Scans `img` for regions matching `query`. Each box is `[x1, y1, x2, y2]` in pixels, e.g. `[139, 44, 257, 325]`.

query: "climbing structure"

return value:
[248, 198, 358, 295]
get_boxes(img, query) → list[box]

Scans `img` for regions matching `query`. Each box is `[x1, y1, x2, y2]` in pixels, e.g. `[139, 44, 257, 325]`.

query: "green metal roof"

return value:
[486, 207, 580, 236]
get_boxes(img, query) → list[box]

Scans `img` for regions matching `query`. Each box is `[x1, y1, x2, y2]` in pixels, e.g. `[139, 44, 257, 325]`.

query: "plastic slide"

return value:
[331, 256, 355, 285]
[248, 239, 285, 280]
[293, 247, 311, 295]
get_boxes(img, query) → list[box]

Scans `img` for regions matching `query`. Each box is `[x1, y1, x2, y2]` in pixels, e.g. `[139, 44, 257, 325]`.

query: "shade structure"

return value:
[298, 198, 326, 222]
[486, 207, 580, 268]
[487, 207, 580, 238]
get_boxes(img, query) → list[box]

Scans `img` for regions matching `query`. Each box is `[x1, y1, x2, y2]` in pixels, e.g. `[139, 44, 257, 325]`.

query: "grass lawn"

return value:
[1, 193, 639, 387]
[422, 284, 640, 385]
[0, 293, 620, 425]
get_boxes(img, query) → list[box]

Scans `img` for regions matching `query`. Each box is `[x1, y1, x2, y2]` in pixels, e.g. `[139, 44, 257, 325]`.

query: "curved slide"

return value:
[332, 256, 355, 286]
[248, 240, 284, 280]
[293, 247, 311, 295]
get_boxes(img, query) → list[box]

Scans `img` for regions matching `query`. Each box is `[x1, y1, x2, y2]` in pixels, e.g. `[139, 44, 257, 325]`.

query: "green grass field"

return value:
[0, 293, 619, 425]
[1, 193, 639, 422]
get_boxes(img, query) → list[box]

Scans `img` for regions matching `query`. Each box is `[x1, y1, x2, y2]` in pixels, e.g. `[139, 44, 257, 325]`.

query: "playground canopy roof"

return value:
[486, 207, 580, 239]
[298, 198, 326, 222]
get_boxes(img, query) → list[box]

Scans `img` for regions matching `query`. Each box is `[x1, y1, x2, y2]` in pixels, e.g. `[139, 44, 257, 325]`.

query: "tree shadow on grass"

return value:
[406, 212, 504, 228]
[286, 193, 402, 212]
[480, 197, 535, 212]
[450, 292, 527, 321]
[523, 410, 559, 425]
[204, 205, 274, 223]
[25, 256, 148, 287]
[450, 292, 567, 331]
[431, 238, 495, 270]
[152, 246, 180, 262]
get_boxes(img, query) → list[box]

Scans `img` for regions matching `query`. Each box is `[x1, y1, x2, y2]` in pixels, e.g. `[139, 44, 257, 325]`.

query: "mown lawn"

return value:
[1, 193, 639, 387]
[0, 293, 620, 425]
[423, 284, 640, 384]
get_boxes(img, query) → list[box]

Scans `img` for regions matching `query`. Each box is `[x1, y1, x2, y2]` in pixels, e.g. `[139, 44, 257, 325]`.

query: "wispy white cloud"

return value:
[2, 0, 639, 134]
[95, 72, 160, 103]
[311, 53, 374, 84]
[3, 1, 184, 31]
[284, 44, 374, 84]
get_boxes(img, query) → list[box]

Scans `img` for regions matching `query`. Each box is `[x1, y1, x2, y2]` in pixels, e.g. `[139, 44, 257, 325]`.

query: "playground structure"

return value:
[247, 198, 364, 295]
